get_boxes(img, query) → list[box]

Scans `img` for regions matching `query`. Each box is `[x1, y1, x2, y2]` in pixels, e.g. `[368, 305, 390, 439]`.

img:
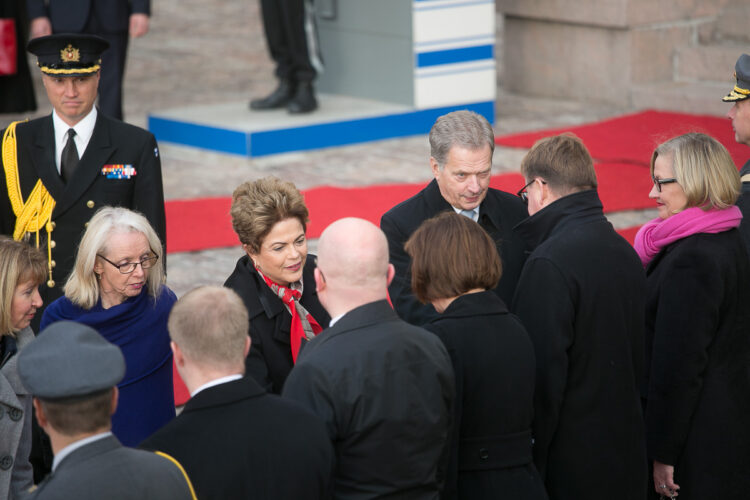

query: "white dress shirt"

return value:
[53, 107, 97, 174]
[52, 431, 112, 472]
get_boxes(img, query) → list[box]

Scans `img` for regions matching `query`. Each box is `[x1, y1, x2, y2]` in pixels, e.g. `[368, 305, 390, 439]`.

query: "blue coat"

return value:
[41, 287, 176, 446]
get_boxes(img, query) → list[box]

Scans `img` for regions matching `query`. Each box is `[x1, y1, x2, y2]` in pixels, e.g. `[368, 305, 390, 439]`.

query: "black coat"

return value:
[512, 190, 648, 500]
[0, 113, 166, 325]
[643, 229, 750, 499]
[735, 160, 750, 250]
[223, 255, 330, 394]
[140, 376, 335, 500]
[381, 179, 528, 326]
[282, 300, 455, 500]
[423, 292, 547, 500]
[26, 0, 149, 33]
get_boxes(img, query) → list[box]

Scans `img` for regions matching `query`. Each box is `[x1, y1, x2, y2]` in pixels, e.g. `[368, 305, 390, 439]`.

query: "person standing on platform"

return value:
[17, 321, 196, 500]
[511, 134, 648, 500]
[724, 53, 750, 249]
[250, 0, 323, 114]
[27, 0, 151, 121]
[0, 33, 166, 329]
[381, 110, 528, 326]
[141, 286, 334, 500]
[283, 218, 455, 499]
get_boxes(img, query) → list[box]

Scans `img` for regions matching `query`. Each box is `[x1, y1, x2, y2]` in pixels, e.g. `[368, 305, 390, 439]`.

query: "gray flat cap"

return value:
[18, 321, 125, 400]
[723, 53, 750, 102]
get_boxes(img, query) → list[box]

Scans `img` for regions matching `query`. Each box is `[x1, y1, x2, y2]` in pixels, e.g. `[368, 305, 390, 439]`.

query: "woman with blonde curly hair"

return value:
[635, 133, 750, 499]
[41, 207, 175, 447]
[224, 176, 329, 394]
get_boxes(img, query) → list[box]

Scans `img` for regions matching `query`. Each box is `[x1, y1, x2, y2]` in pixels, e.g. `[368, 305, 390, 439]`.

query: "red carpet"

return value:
[165, 163, 654, 254]
[496, 110, 749, 168]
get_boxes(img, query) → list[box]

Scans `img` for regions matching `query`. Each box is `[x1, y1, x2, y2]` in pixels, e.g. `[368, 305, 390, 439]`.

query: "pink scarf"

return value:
[634, 206, 742, 266]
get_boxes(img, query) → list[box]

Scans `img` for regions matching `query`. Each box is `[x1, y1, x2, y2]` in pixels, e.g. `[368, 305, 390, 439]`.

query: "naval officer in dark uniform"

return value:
[724, 53, 750, 250]
[0, 33, 166, 329]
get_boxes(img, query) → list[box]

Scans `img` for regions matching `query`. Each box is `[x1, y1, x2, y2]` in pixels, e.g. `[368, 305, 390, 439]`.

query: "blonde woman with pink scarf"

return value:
[635, 133, 750, 500]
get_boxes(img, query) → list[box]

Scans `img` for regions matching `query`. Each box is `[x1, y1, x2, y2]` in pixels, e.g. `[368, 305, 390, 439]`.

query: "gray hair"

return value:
[429, 110, 495, 167]
[64, 207, 165, 309]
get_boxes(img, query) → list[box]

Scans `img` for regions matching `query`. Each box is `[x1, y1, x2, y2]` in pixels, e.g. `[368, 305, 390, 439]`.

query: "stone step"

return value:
[630, 81, 733, 117]
[677, 44, 746, 84]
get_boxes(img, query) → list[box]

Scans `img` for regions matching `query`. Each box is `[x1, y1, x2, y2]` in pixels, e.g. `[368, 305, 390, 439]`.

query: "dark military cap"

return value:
[723, 53, 750, 102]
[17, 321, 125, 400]
[27, 33, 109, 77]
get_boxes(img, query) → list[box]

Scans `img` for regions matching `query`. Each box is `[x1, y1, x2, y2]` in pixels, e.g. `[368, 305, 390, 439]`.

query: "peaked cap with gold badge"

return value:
[723, 53, 750, 102]
[27, 33, 110, 77]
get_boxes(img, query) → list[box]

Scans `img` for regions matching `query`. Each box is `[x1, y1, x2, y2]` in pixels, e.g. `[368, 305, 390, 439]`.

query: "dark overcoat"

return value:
[27, 435, 193, 500]
[26, 0, 149, 32]
[380, 179, 528, 326]
[644, 229, 750, 499]
[140, 376, 335, 500]
[512, 190, 648, 500]
[423, 291, 547, 500]
[223, 254, 330, 394]
[735, 159, 750, 250]
[282, 300, 455, 499]
[0, 113, 166, 327]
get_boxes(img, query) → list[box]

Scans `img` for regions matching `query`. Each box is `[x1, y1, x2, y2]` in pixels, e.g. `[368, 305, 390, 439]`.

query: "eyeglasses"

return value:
[652, 177, 678, 193]
[516, 178, 547, 204]
[97, 252, 159, 274]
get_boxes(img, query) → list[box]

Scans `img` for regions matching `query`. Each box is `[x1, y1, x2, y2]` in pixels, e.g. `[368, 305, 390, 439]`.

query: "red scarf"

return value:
[258, 270, 322, 362]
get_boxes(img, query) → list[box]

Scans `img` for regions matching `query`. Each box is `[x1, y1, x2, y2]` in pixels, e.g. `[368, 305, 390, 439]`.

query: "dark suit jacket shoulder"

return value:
[26, 0, 150, 33]
[381, 179, 528, 325]
[223, 255, 330, 394]
[140, 377, 334, 500]
[28, 435, 193, 500]
[283, 300, 454, 499]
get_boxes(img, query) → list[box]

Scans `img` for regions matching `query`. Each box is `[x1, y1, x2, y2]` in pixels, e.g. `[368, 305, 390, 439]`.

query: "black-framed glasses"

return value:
[516, 178, 547, 204]
[97, 252, 159, 274]
[652, 177, 678, 193]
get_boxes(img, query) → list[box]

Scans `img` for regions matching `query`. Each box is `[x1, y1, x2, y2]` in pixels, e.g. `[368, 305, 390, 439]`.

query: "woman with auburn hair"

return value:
[41, 207, 175, 447]
[0, 237, 45, 498]
[635, 133, 750, 499]
[224, 176, 329, 394]
[405, 212, 547, 500]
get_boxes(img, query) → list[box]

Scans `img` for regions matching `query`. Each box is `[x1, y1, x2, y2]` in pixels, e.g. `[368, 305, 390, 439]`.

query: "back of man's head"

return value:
[521, 133, 597, 195]
[316, 218, 390, 303]
[168, 286, 249, 372]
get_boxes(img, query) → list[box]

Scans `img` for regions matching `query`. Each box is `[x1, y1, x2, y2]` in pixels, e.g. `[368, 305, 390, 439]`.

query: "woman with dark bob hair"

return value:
[405, 212, 547, 500]
[41, 207, 175, 447]
[0, 237, 45, 499]
[634, 133, 750, 499]
[224, 176, 329, 394]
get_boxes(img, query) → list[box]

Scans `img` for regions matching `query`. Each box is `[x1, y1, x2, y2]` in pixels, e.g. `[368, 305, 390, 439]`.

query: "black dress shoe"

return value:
[249, 80, 295, 110]
[287, 83, 318, 114]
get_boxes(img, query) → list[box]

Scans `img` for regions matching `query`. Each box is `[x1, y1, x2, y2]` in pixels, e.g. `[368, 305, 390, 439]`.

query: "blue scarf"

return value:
[41, 287, 176, 389]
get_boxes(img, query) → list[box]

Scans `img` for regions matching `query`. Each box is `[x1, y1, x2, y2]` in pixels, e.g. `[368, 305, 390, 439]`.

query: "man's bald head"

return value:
[316, 218, 391, 298]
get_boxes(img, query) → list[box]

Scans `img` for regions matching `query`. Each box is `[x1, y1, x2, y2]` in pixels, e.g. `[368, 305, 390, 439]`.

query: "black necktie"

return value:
[61, 128, 79, 183]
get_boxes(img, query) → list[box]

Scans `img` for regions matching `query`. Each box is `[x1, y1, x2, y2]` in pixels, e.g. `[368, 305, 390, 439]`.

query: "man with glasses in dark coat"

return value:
[512, 134, 648, 500]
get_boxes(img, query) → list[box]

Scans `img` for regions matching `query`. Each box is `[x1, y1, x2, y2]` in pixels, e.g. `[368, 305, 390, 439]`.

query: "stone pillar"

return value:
[498, 0, 730, 105]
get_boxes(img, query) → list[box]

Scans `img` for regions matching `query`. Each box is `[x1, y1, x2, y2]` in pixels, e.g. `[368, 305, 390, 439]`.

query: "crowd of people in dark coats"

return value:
[3, 43, 750, 499]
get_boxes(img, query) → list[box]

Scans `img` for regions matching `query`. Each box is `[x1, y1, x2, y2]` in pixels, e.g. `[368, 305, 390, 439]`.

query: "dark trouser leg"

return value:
[259, 0, 294, 82]
[84, 15, 128, 120]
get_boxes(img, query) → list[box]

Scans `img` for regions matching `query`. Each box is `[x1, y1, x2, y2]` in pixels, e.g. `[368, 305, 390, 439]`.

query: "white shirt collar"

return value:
[452, 205, 479, 222]
[52, 431, 112, 471]
[190, 374, 244, 398]
[53, 107, 98, 174]
[328, 313, 346, 327]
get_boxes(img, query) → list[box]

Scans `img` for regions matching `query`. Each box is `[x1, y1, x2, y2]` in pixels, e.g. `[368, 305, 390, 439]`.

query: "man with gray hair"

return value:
[381, 110, 528, 326]
[140, 286, 334, 500]
[283, 217, 455, 499]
